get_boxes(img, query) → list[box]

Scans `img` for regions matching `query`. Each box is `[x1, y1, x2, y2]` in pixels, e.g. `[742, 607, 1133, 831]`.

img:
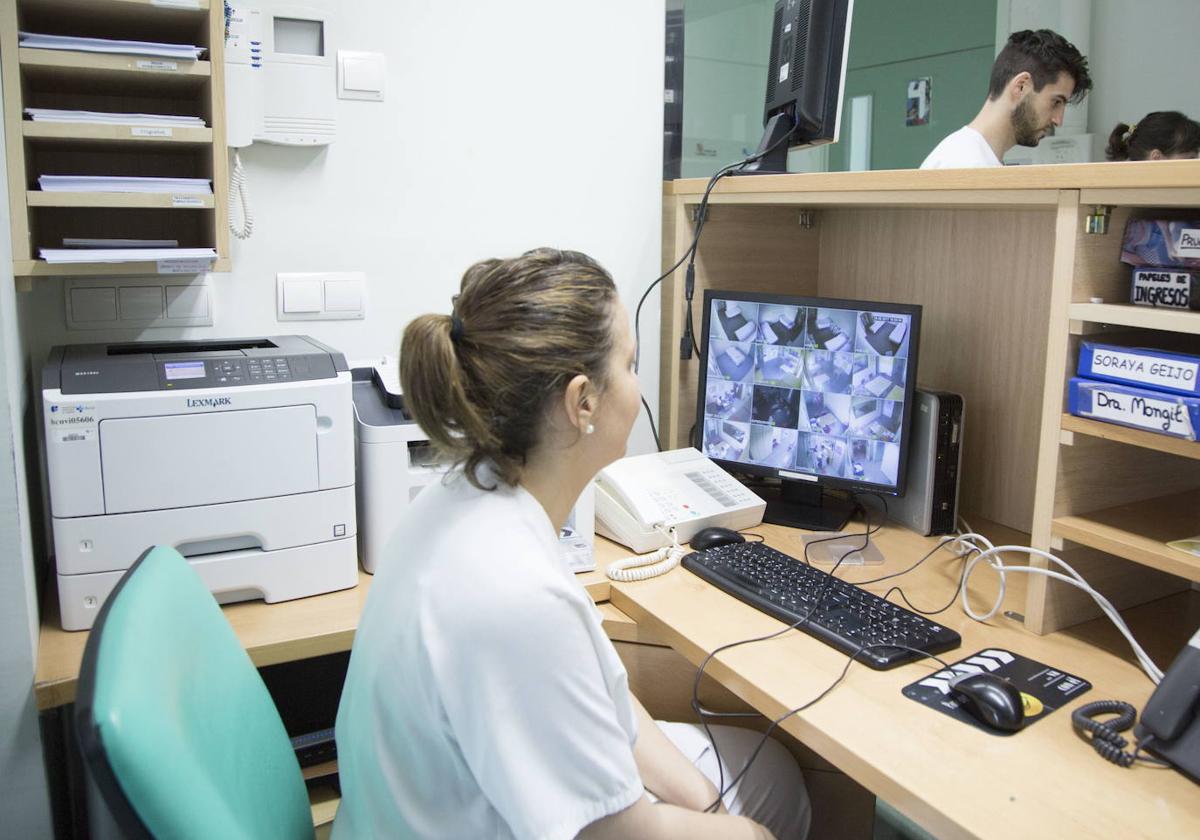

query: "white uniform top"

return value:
[332, 470, 642, 840]
[920, 126, 1001, 169]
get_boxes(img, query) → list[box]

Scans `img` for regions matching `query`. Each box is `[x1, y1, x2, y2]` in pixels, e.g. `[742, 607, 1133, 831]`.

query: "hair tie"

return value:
[1126, 122, 1138, 140]
[449, 315, 465, 343]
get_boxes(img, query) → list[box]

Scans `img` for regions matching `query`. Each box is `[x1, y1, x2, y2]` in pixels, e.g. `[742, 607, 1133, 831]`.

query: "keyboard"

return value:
[681, 542, 961, 669]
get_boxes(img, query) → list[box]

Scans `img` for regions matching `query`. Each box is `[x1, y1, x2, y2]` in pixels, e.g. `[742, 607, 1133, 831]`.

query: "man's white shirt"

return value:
[920, 126, 1001, 169]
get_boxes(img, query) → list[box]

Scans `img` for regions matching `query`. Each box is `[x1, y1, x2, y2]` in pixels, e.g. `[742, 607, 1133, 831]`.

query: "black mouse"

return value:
[690, 526, 746, 551]
[948, 672, 1026, 732]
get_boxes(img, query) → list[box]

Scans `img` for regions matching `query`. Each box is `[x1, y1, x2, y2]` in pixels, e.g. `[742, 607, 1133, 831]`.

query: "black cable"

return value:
[640, 395, 661, 452]
[635, 118, 798, 446]
[703, 643, 952, 812]
[691, 499, 877, 810]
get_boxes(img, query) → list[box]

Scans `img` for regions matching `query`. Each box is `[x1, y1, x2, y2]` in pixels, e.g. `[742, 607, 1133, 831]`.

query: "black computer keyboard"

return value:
[682, 542, 961, 669]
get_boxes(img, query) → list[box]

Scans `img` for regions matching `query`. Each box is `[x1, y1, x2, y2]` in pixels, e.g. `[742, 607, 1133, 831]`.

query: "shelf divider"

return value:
[1051, 488, 1200, 581]
[1060, 414, 1200, 460]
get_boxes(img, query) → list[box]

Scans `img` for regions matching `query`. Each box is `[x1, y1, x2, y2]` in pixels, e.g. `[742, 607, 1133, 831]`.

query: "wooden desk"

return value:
[34, 567, 618, 711]
[607, 522, 1200, 840]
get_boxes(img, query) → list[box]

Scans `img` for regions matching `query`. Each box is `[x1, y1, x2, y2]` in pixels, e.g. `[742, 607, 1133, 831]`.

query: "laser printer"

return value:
[43, 336, 358, 630]
[351, 358, 596, 574]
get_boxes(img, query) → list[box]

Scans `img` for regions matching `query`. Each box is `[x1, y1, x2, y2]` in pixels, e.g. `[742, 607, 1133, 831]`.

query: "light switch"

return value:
[70, 287, 117, 322]
[338, 50, 385, 101]
[119, 286, 165, 320]
[166, 284, 211, 319]
[324, 278, 362, 312]
[277, 271, 366, 321]
[283, 279, 323, 313]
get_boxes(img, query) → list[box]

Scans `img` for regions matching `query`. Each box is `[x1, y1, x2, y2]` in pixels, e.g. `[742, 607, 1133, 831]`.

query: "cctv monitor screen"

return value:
[697, 290, 921, 497]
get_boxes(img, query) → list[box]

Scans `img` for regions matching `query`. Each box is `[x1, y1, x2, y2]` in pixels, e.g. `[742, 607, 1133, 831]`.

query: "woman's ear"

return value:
[562, 374, 594, 434]
[1149, 149, 1165, 161]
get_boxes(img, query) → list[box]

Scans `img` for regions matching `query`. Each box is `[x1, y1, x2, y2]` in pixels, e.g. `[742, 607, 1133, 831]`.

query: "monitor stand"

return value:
[732, 112, 793, 175]
[759, 479, 856, 531]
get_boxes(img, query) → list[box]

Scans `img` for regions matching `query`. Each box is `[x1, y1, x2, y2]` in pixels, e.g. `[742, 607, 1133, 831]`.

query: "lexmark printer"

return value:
[43, 336, 358, 630]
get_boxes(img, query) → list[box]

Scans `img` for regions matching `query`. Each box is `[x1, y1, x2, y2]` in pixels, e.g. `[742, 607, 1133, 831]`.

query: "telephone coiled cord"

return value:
[605, 524, 686, 582]
[1072, 701, 1139, 767]
[228, 150, 254, 240]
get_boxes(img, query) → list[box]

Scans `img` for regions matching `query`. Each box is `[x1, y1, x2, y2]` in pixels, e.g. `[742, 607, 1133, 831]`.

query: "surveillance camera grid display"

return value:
[702, 297, 913, 488]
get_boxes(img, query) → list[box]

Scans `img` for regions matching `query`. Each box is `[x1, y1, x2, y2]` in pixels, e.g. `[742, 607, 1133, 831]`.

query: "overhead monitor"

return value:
[696, 289, 921, 530]
[739, 0, 854, 174]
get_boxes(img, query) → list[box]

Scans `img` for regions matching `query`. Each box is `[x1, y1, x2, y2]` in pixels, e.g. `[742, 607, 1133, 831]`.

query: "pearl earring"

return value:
[585, 423, 595, 435]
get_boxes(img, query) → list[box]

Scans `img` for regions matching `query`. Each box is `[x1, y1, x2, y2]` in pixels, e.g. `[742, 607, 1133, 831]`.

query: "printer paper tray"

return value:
[54, 485, 355, 576]
[58, 537, 359, 631]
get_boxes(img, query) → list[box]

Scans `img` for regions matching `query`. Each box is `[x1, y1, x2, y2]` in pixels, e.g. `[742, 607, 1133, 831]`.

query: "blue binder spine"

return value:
[1077, 340, 1200, 398]
[1068, 378, 1199, 441]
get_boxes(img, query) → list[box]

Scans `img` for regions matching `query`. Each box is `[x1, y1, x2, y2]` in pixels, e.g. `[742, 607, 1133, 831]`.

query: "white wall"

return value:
[19, 0, 666, 456]
[5, 2, 663, 827]
[1088, 0, 1200, 160]
[0, 42, 55, 836]
[997, 0, 1200, 161]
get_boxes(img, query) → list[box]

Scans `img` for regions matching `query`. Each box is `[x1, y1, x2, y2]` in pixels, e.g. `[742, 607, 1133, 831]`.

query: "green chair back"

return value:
[76, 546, 315, 840]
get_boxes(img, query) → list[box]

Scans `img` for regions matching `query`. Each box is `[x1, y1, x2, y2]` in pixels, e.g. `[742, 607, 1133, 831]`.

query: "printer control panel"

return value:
[157, 354, 334, 390]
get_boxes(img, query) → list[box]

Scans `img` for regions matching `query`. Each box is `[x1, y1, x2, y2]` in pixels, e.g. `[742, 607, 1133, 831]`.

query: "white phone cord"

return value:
[607, 524, 687, 582]
[953, 532, 1163, 684]
[228, 150, 254, 240]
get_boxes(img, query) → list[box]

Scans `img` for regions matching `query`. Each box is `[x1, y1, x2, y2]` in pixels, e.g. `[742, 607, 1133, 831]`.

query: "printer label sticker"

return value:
[48, 404, 96, 442]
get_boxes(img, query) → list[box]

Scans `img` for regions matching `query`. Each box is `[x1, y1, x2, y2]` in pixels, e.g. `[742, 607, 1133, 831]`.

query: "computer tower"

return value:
[887, 389, 964, 536]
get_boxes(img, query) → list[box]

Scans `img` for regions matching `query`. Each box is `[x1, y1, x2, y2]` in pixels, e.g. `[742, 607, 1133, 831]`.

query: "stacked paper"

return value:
[19, 32, 205, 60]
[39, 175, 212, 194]
[25, 108, 206, 128]
[39, 247, 217, 264]
[63, 238, 179, 249]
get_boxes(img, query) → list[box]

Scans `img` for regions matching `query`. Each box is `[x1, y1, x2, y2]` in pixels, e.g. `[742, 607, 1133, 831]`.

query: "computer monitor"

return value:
[696, 290, 921, 531]
[739, 0, 854, 175]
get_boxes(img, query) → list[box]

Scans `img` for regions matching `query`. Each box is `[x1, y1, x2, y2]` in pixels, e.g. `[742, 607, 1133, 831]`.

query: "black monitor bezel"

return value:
[696, 288, 922, 498]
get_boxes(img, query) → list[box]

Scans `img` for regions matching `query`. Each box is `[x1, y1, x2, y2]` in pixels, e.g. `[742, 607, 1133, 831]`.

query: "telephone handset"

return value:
[1074, 626, 1200, 780]
[224, 3, 263, 238]
[1135, 627, 1200, 780]
[594, 448, 765, 555]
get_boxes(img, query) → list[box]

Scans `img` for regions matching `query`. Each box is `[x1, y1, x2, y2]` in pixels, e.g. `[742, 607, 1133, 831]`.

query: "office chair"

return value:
[75, 545, 315, 840]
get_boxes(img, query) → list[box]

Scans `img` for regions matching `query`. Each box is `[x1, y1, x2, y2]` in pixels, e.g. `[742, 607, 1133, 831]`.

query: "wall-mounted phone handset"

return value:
[1073, 626, 1200, 781]
[222, 1, 337, 240]
[224, 3, 262, 239]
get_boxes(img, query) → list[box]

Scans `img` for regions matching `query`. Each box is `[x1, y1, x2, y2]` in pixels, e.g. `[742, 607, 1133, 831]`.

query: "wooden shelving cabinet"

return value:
[660, 164, 1200, 639]
[0, 0, 229, 287]
[1027, 191, 1200, 634]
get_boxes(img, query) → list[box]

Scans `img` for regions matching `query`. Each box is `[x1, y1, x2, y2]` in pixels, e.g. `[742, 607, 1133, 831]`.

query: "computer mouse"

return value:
[690, 526, 746, 551]
[948, 672, 1026, 732]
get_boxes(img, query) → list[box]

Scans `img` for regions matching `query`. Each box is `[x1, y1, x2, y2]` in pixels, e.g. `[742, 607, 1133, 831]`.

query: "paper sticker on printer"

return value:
[48, 404, 96, 441]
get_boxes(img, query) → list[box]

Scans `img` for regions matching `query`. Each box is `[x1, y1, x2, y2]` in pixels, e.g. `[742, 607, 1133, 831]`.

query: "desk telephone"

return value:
[594, 448, 765, 554]
[1074, 627, 1200, 780]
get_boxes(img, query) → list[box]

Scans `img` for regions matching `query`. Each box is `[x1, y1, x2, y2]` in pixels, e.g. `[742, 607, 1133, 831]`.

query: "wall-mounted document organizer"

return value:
[2, 0, 230, 285]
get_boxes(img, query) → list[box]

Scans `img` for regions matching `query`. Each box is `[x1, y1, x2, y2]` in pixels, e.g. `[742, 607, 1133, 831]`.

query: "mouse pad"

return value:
[901, 648, 1091, 735]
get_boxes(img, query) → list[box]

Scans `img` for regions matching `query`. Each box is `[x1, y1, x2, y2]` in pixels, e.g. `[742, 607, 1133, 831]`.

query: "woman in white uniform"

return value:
[333, 249, 810, 839]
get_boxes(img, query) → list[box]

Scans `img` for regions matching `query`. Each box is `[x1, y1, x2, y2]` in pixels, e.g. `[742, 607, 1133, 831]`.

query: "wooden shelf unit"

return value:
[1, 0, 228, 284]
[661, 164, 1200, 638]
[1028, 188, 1200, 634]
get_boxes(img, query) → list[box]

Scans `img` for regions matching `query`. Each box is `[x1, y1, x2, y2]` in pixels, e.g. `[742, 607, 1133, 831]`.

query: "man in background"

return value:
[921, 29, 1091, 169]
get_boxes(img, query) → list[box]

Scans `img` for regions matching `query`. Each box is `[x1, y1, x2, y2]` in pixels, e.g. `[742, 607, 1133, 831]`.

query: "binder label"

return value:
[1089, 348, 1198, 392]
[136, 60, 178, 72]
[1090, 388, 1193, 437]
[131, 127, 173, 138]
[1176, 227, 1200, 257]
[171, 196, 204, 207]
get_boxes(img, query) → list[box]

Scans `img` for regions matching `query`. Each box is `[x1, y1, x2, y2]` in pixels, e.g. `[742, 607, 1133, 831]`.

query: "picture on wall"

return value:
[906, 77, 931, 127]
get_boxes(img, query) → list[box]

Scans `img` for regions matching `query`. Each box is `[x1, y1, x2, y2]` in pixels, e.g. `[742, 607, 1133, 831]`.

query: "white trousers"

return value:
[656, 721, 812, 840]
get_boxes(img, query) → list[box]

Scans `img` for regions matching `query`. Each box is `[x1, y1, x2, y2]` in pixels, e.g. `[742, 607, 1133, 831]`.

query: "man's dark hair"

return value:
[988, 29, 1091, 104]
